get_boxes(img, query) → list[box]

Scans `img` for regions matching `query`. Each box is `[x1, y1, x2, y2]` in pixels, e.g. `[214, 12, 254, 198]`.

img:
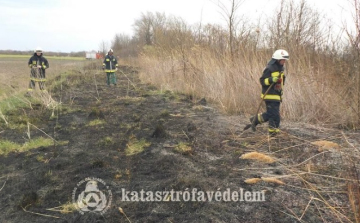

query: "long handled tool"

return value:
[243, 82, 275, 131]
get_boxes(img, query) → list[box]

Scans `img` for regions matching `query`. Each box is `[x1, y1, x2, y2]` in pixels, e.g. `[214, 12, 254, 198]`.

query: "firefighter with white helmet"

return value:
[102, 49, 118, 86]
[249, 49, 289, 136]
[272, 49, 290, 60]
[27, 47, 49, 92]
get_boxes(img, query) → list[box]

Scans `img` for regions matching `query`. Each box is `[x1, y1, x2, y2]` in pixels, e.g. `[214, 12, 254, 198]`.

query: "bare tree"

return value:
[98, 40, 109, 57]
[212, 0, 245, 61]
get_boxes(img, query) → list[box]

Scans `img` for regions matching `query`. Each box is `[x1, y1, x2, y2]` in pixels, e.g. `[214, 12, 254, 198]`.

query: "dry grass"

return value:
[244, 177, 285, 185]
[234, 127, 360, 223]
[47, 202, 77, 214]
[240, 151, 276, 163]
[134, 0, 359, 128]
[311, 140, 340, 152]
[0, 56, 92, 99]
[0, 56, 96, 122]
[261, 177, 286, 185]
[138, 46, 359, 128]
[244, 178, 262, 184]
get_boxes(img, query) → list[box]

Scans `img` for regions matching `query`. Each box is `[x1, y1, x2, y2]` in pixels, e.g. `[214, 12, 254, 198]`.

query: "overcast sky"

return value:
[0, 0, 352, 53]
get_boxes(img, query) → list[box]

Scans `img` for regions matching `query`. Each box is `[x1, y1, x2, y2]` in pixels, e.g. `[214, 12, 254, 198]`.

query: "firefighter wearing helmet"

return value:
[248, 49, 289, 136]
[27, 47, 49, 92]
[102, 49, 118, 86]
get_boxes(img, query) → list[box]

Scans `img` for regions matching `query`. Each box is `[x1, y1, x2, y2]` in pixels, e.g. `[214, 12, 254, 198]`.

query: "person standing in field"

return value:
[102, 49, 118, 86]
[249, 49, 289, 136]
[27, 47, 49, 92]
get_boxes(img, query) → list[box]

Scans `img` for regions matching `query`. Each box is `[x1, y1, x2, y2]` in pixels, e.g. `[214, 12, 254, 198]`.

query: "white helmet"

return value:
[34, 47, 43, 53]
[272, 49, 289, 60]
[108, 49, 113, 53]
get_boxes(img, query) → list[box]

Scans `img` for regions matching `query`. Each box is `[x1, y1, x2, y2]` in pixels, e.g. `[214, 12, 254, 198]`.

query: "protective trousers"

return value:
[262, 101, 280, 134]
[106, 72, 117, 86]
[29, 68, 46, 91]
[251, 101, 281, 135]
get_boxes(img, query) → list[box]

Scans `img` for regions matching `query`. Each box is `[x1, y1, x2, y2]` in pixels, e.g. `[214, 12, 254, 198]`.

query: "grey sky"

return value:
[0, 0, 352, 53]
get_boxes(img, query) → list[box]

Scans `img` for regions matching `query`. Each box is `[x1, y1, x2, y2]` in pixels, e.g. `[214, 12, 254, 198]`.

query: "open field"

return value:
[0, 59, 359, 223]
[0, 54, 86, 60]
[0, 56, 99, 100]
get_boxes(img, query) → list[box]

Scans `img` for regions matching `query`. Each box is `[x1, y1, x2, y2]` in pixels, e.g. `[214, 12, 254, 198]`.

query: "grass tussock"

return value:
[244, 178, 262, 184]
[47, 202, 77, 214]
[311, 140, 340, 152]
[261, 177, 285, 185]
[174, 142, 193, 155]
[99, 136, 114, 147]
[240, 152, 276, 163]
[244, 177, 285, 185]
[125, 136, 151, 156]
[88, 119, 106, 126]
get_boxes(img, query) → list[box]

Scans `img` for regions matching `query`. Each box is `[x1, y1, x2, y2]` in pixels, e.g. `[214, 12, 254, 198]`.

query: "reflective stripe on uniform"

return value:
[271, 71, 280, 77]
[30, 78, 47, 82]
[105, 69, 117, 72]
[268, 128, 280, 133]
[257, 113, 264, 123]
[264, 78, 270, 85]
[261, 94, 281, 100]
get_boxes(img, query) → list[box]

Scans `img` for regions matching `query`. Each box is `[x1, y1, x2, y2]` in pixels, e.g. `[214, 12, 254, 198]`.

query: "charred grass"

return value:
[0, 60, 359, 223]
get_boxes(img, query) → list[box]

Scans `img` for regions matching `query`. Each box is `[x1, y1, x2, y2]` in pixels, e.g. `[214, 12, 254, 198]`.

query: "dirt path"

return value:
[0, 66, 359, 223]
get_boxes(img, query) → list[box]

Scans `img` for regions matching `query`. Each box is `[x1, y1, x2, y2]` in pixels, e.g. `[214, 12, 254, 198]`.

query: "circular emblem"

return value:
[72, 177, 112, 215]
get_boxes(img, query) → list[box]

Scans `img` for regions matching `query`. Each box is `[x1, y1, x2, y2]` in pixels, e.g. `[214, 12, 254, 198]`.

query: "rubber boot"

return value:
[268, 128, 280, 137]
[250, 116, 259, 132]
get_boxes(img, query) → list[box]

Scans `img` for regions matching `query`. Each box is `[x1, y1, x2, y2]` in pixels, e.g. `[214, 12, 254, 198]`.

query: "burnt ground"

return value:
[0, 65, 360, 223]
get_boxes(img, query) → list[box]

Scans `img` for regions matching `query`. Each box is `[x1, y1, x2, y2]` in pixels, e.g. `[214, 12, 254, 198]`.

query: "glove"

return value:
[115, 68, 118, 71]
[272, 76, 279, 83]
[102, 66, 105, 70]
[37, 65, 42, 68]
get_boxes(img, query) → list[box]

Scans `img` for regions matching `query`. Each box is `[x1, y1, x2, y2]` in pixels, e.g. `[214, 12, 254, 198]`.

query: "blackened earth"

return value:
[0, 66, 359, 223]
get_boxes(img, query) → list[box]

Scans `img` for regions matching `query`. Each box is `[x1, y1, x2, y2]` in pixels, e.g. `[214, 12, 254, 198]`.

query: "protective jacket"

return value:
[28, 53, 49, 73]
[103, 54, 118, 72]
[259, 59, 286, 102]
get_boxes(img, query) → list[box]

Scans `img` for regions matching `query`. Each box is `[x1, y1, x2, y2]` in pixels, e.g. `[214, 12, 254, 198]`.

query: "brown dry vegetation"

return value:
[129, 0, 360, 129]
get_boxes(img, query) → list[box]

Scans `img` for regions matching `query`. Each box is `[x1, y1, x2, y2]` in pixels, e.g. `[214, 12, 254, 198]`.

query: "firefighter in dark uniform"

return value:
[250, 49, 289, 136]
[102, 49, 118, 86]
[27, 47, 49, 92]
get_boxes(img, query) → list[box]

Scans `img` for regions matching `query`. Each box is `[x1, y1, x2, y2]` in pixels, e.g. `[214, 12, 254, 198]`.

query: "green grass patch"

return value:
[160, 109, 170, 118]
[125, 137, 151, 156]
[0, 140, 19, 155]
[98, 136, 114, 147]
[88, 119, 106, 126]
[0, 137, 68, 155]
[0, 94, 31, 114]
[174, 142, 193, 155]
[47, 72, 72, 90]
[21, 137, 54, 152]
